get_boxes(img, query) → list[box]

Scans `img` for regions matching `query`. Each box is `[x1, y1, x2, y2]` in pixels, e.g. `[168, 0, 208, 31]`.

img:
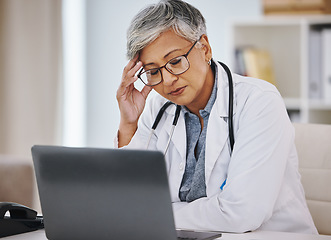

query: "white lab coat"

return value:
[121, 61, 318, 234]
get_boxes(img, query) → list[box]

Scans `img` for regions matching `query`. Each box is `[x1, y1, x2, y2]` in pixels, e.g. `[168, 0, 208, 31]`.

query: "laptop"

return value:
[31, 145, 222, 240]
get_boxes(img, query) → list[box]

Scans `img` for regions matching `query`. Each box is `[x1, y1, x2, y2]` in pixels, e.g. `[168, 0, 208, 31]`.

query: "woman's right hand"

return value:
[116, 55, 152, 147]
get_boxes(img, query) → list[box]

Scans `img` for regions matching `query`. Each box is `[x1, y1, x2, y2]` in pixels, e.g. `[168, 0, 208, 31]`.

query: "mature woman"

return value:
[116, 0, 317, 234]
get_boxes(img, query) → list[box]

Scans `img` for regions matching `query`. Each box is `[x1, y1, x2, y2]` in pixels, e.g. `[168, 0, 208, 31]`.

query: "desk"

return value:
[2, 230, 331, 240]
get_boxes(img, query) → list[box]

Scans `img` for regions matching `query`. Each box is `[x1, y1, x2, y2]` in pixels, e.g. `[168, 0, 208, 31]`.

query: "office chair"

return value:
[294, 123, 331, 235]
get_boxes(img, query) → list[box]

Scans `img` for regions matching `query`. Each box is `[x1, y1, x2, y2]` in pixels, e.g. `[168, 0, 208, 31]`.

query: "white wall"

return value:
[84, 0, 262, 147]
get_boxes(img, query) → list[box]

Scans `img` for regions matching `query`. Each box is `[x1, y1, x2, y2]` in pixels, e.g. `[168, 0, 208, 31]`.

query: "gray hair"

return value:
[127, 0, 207, 60]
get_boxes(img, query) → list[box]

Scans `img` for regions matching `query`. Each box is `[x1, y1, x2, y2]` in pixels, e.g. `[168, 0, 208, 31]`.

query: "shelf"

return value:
[230, 16, 331, 124]
[308, 100, 331, 110]
[231, 15, 331, 26]
[284, 98, 302, 110]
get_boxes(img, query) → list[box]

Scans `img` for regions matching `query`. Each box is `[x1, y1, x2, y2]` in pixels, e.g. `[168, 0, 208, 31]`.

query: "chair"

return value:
[294, 123, 331, 235]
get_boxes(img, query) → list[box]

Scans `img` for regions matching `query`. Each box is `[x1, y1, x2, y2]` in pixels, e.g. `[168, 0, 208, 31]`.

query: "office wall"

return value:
[85, 0, 262, 147]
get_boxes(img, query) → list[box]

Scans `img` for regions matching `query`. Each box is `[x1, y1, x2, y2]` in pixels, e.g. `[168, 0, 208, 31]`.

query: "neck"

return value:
[186, 65, 215, 116]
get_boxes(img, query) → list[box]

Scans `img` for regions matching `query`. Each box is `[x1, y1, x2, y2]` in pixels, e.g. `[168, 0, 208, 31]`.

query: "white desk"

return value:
[2, 229, 331, 240]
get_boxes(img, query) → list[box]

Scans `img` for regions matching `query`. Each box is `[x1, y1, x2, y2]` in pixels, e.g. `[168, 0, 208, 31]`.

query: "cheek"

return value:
[152, 86, 167, 98]
[189, 51, 209, 78]
[187, 61, 209, 88]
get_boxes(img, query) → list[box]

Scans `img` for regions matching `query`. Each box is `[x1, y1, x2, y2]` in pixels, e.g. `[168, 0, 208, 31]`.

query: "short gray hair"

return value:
[126, 0, 207, 60]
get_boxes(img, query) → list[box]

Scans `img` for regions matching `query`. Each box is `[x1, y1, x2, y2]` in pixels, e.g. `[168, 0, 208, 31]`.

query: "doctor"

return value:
[116, 0, 317, 234]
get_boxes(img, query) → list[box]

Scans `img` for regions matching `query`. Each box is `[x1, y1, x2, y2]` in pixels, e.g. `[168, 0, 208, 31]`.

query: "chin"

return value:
[169, 98, 192, 107]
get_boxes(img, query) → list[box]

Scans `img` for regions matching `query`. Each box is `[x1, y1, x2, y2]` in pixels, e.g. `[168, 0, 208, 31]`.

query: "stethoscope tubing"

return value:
[218, 62, 235, 152]
[146, 103, 181, 155]
[146, 61, 235, 155]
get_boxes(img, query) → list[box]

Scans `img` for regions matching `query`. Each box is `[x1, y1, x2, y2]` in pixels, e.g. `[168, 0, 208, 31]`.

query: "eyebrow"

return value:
[143, 48, 182, 68]
[164, 48, 181, 59]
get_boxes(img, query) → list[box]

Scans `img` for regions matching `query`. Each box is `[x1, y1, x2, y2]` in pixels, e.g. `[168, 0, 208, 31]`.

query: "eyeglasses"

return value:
[137, 39, 199, 86]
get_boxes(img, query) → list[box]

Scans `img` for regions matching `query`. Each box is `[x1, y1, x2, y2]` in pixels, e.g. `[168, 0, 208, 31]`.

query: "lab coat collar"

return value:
[215, 61, 237, 118]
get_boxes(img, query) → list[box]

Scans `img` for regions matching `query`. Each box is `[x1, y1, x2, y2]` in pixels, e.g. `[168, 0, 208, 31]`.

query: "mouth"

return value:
[168, 86, 186, 96]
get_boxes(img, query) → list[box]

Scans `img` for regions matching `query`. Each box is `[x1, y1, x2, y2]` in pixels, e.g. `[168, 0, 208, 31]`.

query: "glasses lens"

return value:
[165, 56, 189, 75]
[139, 69, 161, 86]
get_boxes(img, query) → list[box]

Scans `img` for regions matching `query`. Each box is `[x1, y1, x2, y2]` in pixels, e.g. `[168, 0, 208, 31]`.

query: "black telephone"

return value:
[0, 202, 44, 238]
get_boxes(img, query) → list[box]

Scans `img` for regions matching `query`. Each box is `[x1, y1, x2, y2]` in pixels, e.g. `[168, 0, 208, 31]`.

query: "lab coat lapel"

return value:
[205, 61, 237, 185]
[204, 105, 229, 185]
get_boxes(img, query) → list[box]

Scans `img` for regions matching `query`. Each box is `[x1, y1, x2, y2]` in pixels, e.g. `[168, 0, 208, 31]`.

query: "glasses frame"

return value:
[137, 39, 200, 87]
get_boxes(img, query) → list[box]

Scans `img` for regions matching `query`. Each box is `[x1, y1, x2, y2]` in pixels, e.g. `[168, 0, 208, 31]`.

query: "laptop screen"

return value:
[32, 146, 177, 240]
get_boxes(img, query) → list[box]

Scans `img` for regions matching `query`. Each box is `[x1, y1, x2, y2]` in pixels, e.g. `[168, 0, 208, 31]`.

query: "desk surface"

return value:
[2, 230, 331, 240]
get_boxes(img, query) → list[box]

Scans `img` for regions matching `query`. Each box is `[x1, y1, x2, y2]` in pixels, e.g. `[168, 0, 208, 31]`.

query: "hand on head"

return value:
[116, 54, 152, 146]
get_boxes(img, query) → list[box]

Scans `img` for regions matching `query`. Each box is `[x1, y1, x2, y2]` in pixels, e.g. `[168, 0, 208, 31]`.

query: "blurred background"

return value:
[1, 0, 331, 211]
[0, 0, 262, 157]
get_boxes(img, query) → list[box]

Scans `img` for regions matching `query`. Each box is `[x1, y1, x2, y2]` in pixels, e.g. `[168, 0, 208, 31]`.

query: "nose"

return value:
[161, 68, 177, 86]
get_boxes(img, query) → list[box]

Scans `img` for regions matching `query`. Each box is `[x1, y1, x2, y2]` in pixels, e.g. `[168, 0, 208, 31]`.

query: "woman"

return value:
[116, 0, 317, 234]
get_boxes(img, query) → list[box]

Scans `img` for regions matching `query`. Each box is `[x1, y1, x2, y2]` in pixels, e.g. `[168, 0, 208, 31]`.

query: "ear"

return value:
[199, 34, 212, 62]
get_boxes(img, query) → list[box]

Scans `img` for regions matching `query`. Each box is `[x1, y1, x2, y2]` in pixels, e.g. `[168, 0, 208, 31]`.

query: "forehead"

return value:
[139, 30, 191, 65]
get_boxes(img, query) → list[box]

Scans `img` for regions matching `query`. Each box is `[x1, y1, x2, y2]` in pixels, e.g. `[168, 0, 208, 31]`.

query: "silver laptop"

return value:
[31, 145, 222, 240]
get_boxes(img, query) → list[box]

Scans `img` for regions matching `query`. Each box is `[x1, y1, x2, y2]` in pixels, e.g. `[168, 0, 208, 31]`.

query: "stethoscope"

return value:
[146, 61, 235, 155]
